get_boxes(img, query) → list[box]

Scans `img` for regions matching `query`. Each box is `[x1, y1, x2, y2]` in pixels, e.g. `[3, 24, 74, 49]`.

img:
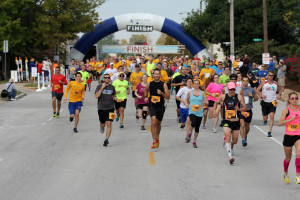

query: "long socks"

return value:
[295, 158, 300, 173]
[284, 159, 290, 173]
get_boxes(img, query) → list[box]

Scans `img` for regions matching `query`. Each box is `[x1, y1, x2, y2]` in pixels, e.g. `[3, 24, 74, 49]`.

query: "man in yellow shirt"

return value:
[64, 72, 85, 133]
[156, 62, 169, 83]
[200, 62, 214, 82]
[130, 64, 144, 107]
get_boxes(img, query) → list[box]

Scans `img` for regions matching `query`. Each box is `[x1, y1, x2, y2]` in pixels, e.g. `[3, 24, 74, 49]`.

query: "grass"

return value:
[24, 83, 39, 87]
[0, 80, 8, 84]
[17, 91, 23, 95]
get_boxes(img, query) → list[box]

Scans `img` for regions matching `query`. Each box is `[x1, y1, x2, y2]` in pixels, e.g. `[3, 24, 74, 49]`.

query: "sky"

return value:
[95, 0, 204, 44]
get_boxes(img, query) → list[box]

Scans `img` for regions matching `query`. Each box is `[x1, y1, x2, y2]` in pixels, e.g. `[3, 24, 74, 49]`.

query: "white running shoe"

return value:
[213, 128, 217, 133]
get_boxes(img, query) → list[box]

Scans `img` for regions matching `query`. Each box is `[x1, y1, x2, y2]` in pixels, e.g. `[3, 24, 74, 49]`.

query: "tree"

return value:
[129, 34, 152, 45]
[120, 39, 128, 45]
[156, 33, 167, 45]
[97, 34, 120, 59]
[182, 0, 300, 55]
[0, 0, 105, 56]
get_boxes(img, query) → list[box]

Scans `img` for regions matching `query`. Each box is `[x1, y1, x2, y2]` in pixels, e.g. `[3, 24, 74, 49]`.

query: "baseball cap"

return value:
[110, 62, 114, 65]
[185, 55, 189, 58]
[119, 72, 124, 76]
[179, 66, 182, 70]
[228, 82, 236, 90]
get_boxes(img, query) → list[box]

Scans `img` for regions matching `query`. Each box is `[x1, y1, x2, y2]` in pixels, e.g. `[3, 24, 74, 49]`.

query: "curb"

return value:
[16, 93, 26, 100]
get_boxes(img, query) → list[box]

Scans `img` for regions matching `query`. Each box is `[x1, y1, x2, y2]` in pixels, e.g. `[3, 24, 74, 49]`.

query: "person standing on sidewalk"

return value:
[64, 72, 85, 133]
[51, 67, 68, 118]
[95, 74, 117, 147]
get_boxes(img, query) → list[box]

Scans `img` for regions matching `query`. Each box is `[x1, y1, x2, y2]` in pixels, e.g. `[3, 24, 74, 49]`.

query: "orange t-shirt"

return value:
[52, 63, 59, 69]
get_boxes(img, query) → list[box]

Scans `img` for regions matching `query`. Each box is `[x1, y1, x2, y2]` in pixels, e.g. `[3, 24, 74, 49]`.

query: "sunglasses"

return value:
[230, 78, 237, 80]
[119, 75, 125, 77]
[229, 89, 236, 91]
[104, 77, 110, 79]
[205, 64, 209, 65]
[243, 80, 249, 82]
[290, 97, 298, 100]
[235, 70, 240, 71]
[151, 73, 154, 75]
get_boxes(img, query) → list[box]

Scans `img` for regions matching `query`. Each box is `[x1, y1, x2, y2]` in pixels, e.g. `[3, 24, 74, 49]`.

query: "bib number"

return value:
[261, 77, 265, 82]
[192, 104, 201, 112]
[272, 100, 278, 107]
[225, 110, 236, 119]
[117, 99, 124, 103]
[241, 111, 250, 118]
[205, 73, 210, 78]
[151, 96, 161, 103]
[54, 84, 60, 90]
[288, 124, 300, 132]
[109, 112, 115, 120]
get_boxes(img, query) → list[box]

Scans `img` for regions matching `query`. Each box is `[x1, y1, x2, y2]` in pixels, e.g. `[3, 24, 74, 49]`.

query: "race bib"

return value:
[205, 73, 210, 78]
[109, 112, 115, 120]
[117, 99, 124, 103]
[54, 84, 60, 90]
[253, 80, 258, 83]
[241, 111, 250, 118]
[225, 110, 236, 119]
[261, 77, 265, 82]
[192, 104, 201, 112]
[151, 96, 161, 103]
[288, 124, 300, 132]
[214, 93, 220, 98]
[74, 90, 79, 95]
[244, 96, 249, 104]
[272, 100, 278, 107]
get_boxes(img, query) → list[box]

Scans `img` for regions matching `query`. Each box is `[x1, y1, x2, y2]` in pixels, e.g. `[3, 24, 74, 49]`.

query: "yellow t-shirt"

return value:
[91, 62, 96, 70]
[147, 77, 153, 83]
[125, 60, 131, 67]
[130, 71, 144, 91]
[200, 68, 214, 81]
[160, 70, 169, 83]
[64, 81, 85, 102]
[233, 60, 239, 69]
[153, 59, 159, 64]
[113, 62, 120, 70]
[96, 62, 103, 73]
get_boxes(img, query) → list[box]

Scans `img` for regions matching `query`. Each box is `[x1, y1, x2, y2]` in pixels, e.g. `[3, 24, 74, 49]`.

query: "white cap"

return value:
[185, 55, 189, 58]
[179, 66, 182, 70]
[122, 60, 126, 62]
[163, 59, 167, 62]
[110, 62, 114, 65]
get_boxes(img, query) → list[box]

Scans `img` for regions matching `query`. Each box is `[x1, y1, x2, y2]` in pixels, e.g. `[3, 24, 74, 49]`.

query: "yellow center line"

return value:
[149, 152, 155, 166]
[146, 125, 151, 131]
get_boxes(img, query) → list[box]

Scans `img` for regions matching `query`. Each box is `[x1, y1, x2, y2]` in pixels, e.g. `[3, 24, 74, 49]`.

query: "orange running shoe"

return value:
[151, 142, 158, 149]
[156, 140, 160, 148]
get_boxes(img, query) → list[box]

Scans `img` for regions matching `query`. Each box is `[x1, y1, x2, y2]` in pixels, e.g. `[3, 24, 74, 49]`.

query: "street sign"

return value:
[262, 53, 270, 64]
[3, 40, 8, 53]
[253, 38, 262, 42]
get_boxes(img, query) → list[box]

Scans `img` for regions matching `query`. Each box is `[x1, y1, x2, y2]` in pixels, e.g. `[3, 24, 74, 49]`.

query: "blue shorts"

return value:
[180, 108, 189, 123]
[68, 101, 82, 115]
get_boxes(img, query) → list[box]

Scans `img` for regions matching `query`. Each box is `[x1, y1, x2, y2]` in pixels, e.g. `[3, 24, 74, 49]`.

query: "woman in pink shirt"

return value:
[278, 92, 300, 184]
[205, 74, 224, 133]
[170, 62, 177, 73]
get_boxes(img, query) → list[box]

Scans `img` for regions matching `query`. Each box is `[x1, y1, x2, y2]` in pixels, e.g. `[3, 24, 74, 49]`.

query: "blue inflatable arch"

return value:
[67, 13, 210, 63]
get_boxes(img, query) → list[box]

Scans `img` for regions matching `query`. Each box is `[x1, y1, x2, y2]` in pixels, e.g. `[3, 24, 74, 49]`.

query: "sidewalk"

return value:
[0, 82, 34, 106]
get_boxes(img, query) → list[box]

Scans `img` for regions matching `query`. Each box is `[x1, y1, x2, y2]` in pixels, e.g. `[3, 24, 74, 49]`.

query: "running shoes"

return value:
[73, 128, 78, 133]
[267, 132, 272, 137]
[103, 139, 109, 147]
[284, 173, 290, 184]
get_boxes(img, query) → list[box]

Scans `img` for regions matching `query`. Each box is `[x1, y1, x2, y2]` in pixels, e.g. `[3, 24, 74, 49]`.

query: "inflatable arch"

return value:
[67, 13, 210, 63]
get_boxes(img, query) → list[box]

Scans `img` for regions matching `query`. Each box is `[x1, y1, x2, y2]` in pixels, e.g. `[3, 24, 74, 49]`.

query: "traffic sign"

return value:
[253, 38, 262, 42]
[262, 53, 270, 64]
[3, 40, 8, 53]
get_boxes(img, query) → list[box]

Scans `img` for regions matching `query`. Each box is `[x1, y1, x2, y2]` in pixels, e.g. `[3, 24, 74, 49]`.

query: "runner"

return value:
[94, 74, 117, 147]
[64, 72, 85, 133]
[51, 67, 68, 118]
[201, 77, 212, 129]
[144, 68, 170, 149]
[78, 65, 90, 91]
[111, 66, 127, 83]
[185, 79, 208, 148]
[135, 74, 149, 130]
[240, 76, 258, 146]
[278, 92, 300, 184]
[256, 70, 282, 137]
[205, 74, 224, 133]
[172, 66, 189, 123]
[67, 59, 78, 81]
[219, 66, 230, 86]
[130, 63, 144, 108]
[176, 77, 193, 128]
[112, 72, 130, 128]
[214, 82, 247, 164]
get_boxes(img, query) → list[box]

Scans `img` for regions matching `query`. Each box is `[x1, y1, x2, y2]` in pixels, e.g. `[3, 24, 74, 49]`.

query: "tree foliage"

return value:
[182, 0, 300, 55]
[0, 0, 105, 56]
[129, 34, 152, 45]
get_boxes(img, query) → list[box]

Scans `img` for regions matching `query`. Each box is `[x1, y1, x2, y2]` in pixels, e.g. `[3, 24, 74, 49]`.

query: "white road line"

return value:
[254, 125, 295, 155]
[43, 109, 63, 125]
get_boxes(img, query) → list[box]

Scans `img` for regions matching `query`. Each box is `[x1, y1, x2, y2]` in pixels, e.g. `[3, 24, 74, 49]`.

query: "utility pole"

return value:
[229, 0, 235, 72]
[263, 0, 268, 53]
[200, 0, 203, 15]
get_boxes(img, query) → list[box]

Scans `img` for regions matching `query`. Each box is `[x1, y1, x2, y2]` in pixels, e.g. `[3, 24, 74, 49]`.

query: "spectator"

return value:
[268, 57, 275, 72]
[243, 54, 250, 65]
[4, 79, 17, 101]
[273, 55, 279, 80]
[276, 59, 286, 94]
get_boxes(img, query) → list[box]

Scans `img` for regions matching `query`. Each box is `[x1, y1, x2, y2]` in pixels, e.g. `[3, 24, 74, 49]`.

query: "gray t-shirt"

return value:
[5, 83, 16, 93]
[68, 65, 79, 79]
[277, 64, 286, 79]
[94, 84, 116, 110]
[241, 87, 256, 109]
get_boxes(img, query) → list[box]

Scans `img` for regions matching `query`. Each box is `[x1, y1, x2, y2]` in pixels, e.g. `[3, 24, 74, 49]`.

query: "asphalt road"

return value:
[0, 81, 299, 200]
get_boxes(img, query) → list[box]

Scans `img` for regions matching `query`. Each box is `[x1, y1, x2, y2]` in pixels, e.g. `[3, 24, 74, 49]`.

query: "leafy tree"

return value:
[97, 34, 120, 59]
[129, 34, 152, 45]
[182, 0, 300, 55]
[120, 39, 128, 45]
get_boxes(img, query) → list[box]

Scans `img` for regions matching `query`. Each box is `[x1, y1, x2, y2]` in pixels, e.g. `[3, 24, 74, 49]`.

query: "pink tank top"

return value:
[285, 107, 300, 136]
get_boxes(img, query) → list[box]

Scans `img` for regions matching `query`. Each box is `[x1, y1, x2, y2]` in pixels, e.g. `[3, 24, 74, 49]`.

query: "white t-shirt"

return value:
[262, 81, 278, 102]
[104, 68, 118, 76]
[176, 86, 193, 108]
[42, 61, 50, 71]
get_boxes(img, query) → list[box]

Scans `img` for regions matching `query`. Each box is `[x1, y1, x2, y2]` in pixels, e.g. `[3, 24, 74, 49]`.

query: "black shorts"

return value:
[149, 106, 165, 121]
[114, 99, 127, 109]
[92, 70, 97, 76]
[127, 72, 131, 78]
[208, 100, 215, 108]
[261, 100, 277, 116]
[137, 103, 148, 109]
[239, 109, 253, 123]
[132, 91, 137, 98]
[98, 109, 115, 124]
[283, 135, 300, 147]
[51, 91, 63, 101]
[223, 120, 240, 131]
[189, 114, 203, 133]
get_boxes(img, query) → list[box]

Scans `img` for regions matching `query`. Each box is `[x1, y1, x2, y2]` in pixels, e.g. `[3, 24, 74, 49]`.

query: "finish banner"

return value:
[101, 45, 182, 54]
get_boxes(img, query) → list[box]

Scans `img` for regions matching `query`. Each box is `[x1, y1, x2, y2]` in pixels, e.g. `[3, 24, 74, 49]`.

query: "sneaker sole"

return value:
[229, 157, 235, 165]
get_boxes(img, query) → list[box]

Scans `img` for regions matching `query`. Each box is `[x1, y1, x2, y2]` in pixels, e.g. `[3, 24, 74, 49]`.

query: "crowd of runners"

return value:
[49, 54, 299, 184]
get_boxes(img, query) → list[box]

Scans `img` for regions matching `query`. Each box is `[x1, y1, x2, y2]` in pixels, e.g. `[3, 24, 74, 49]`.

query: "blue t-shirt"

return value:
[209, 65, 218, 71]
[216, 68, 223, 76]
[257, 70, 268, 83]
[268, 62, 274, 71]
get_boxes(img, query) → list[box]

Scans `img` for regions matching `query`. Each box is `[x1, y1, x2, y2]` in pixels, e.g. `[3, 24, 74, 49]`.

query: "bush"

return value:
[289, 45, 298, 57]
[285, 55, 300, 81]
